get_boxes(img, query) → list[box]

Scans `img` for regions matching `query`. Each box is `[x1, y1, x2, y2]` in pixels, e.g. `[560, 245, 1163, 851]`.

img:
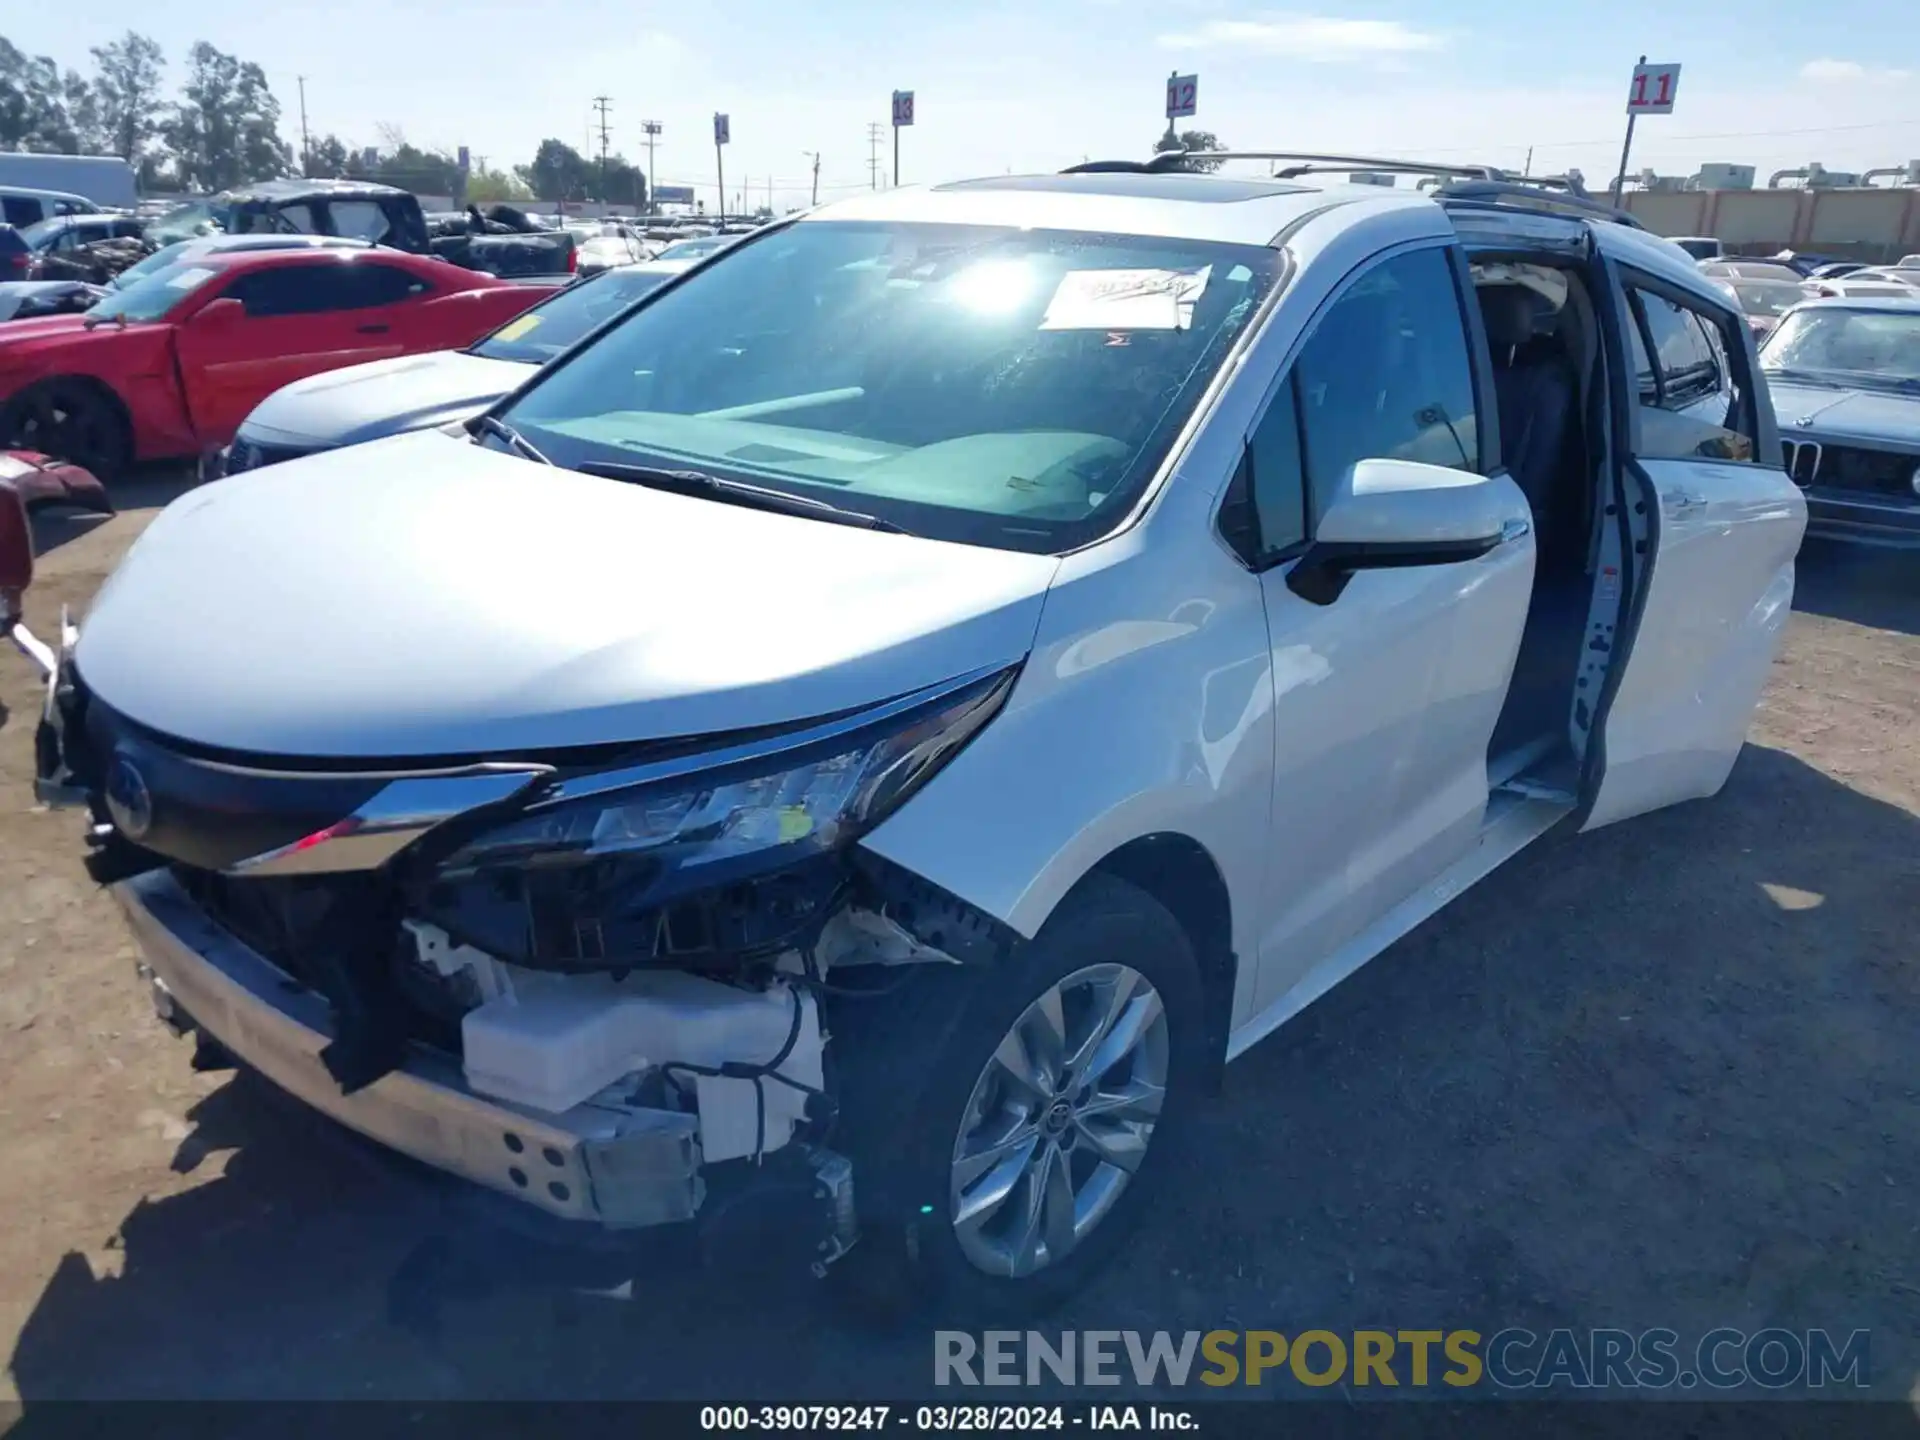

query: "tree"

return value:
[0, 38, 81, 151]
[371, 142, 463, 198]
[599, 155, 647, 208]
[464, 165, 531, 205]
[89, 31, 165, 162]
[516, 138, 591, 203]
[163, 41, 291, 191]
[305, 132, 350, 178]
[1153, 129, 1226, 173]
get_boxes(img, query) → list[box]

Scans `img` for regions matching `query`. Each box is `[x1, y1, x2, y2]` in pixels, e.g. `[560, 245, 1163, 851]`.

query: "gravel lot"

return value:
[2, 474, 1916, 1405]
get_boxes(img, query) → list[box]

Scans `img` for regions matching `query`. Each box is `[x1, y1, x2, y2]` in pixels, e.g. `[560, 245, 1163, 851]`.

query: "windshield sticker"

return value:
[491, 314, 542, 342]
[167, 266, 216, 289]
[1040, 266, 1211, 332]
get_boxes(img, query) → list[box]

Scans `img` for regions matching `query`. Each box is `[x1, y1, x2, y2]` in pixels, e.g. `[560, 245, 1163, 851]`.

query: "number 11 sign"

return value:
[1626, 61, 1680, 115]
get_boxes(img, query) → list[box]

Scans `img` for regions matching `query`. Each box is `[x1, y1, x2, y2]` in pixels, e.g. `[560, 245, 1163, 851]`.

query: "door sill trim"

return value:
[1226, 794, 1570, 1063]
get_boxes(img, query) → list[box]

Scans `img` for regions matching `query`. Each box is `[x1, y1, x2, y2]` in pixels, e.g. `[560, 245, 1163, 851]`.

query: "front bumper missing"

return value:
[115, 869, 706, 1229]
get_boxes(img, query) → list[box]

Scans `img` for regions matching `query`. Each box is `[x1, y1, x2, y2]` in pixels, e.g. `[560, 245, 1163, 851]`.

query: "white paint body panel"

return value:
[1582, 456, 1805, 830]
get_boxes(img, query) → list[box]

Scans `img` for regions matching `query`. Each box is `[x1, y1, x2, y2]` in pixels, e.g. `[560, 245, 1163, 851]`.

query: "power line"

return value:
[1408, 117, 1920, 158]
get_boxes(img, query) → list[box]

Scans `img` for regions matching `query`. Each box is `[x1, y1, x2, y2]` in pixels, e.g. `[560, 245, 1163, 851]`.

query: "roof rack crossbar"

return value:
[1436, 180, 1645, 230]
[1060, 150, 1505, 180]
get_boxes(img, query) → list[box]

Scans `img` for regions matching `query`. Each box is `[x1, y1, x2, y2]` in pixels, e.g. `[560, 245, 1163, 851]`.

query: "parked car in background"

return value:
[110, 234, 371, 291]
[1701, 260, 1806, 286]
[13, 167, 1804, 1307]
[0, 153, 138, 210]
[0, 280, 108, 322]
[1710, 276, 1808, 338]
[1840, 268, 1920, 292]
[213, 259, 695, 476]
[1762, 296, 1920, 548]
[1809, 262, 1869, 282]
[573, 226, 652, 276]
[18, 213, 149, 284]
[1807, 277, 1919, 301]
[146, 179, 432, 253]
[0, 223, 29, 285]
[1669, 235, 1724, 261]
[0, 185, 100, 230]
[652, 233, 736, 263]
[0, 248, 544, 477]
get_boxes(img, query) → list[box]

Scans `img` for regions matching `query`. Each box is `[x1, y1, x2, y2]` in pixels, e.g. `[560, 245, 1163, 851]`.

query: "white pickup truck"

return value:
[3, 153, 1804, 1312]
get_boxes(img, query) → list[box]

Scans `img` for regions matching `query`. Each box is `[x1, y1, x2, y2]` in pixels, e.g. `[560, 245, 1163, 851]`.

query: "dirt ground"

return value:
[1, 474, 1916, 1405]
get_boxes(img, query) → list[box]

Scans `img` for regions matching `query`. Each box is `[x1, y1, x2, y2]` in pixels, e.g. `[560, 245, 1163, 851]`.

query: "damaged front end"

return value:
[46, 662, 1019, 1267]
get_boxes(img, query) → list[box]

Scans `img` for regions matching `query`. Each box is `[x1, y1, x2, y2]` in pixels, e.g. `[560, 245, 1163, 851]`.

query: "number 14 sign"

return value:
[1627, 62, 1680, 115]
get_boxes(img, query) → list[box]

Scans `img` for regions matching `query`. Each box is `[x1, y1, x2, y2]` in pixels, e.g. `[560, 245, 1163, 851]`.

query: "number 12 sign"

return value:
[1166, 74, 1198, 120]
[1626, 62, 1680, 115]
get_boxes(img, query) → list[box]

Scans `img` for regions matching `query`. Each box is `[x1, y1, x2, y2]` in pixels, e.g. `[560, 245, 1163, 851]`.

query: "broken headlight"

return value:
[417, 668, 1015, 970]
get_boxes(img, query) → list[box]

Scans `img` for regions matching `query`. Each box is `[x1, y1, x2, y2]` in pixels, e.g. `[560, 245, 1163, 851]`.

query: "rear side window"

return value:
[1626, 283, 1759, 464]
[327, 200, 393, 244]
[2, 197, 42, 227]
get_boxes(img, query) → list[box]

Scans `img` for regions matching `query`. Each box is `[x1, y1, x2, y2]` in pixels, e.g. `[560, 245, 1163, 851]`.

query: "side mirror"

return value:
[193, 297, 245, 328]
[1286, 458, 1511, 606]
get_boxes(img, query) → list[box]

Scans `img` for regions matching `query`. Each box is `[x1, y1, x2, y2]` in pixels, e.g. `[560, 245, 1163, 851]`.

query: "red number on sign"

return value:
[1654, 72, 1672, 105]
[1183, 83, 1195, 107]
[1631, 74, 1648, 105]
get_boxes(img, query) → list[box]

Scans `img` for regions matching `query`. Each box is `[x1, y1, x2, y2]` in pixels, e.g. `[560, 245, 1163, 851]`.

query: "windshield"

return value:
[18, 219, 66, 249]
[498, 220, 1284, 552]
[111, 240, 192, 289]
[146, 199, 225, 246]
[1730, 282, 1805, 318]
[1762, 308, 1920, 387]
[84, 260, 222, 323]
[471, 268, 680, 363]
[655, 236, 728, 261]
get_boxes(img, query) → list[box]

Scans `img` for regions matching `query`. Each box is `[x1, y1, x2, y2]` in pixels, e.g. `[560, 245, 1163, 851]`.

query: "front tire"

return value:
[834, 873, 1206, 1317]
[1, 379, 132, 480]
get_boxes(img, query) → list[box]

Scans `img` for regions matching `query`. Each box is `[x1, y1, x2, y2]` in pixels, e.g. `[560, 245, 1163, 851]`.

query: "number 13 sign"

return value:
[1626, 62, 1680, 115]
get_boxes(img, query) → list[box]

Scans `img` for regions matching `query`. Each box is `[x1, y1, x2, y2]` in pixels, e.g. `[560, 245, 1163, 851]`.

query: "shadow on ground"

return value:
[1793, 541, 1920, 636]
[7, 745, 1919, 1408]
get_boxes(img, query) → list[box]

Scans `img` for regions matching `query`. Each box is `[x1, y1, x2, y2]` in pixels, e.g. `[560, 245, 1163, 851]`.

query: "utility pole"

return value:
[867, 123, 885, 190]
[803, 150, 820, 207]
[592, 95, 612, 207]
[766, 174, 773, 215]
[297, 76, 311, 176]
[643, 120, 662, 215]
[1523, 146, 1534, 177]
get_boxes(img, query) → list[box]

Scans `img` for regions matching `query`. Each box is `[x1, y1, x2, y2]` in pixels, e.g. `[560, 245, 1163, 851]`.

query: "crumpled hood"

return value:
[76, 429, 1059, 758]
[1769, 380, 1920, 450]
[238, 349, 529, 449]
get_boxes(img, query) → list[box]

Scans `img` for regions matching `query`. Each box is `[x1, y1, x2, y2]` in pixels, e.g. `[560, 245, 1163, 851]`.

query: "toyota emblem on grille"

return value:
[105, 755, 153, 840]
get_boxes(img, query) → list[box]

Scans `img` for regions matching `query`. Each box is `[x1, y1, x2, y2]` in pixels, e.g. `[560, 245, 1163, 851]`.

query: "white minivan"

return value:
[9, 155, 1804, 1309]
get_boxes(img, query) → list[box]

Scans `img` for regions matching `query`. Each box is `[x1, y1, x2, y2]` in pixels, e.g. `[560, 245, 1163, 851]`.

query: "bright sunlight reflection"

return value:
[945, 258, 1039, 316]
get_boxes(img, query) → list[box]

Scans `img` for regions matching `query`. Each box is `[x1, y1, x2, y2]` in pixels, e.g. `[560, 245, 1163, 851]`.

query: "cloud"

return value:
[1799, 58, 1910, 84]
[1156, 15, 1446, 62]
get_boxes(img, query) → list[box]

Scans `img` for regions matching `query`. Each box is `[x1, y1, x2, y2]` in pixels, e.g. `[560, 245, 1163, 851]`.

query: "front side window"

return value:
[1627, 283, 1758, 463]
[1291, 246, 1481, 509]
[500, 220, 1285, 552]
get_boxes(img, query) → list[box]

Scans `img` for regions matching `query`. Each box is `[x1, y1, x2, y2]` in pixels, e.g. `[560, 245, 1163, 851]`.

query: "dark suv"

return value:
[147, 179, 431, 253]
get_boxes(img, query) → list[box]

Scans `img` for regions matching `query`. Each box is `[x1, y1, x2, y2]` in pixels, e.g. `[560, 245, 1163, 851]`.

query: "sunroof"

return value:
[935, 174, 1312, 203]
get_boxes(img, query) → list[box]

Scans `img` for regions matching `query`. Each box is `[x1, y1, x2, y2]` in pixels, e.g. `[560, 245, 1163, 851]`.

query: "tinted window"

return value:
[1628, 285, 1758, 464]
[1241, 374, 1308, 558]
[225, 260, 424, 316]
[1633, 291, 1720, 406]
[2, 197, 42, 227]
[327, 200, 392, 243]
[1293, 246, 1480, 510]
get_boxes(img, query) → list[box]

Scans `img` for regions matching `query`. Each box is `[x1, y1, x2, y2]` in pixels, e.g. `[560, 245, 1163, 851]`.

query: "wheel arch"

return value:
[2, 372, 135, 455]
[1070, 832, 1237, 1088]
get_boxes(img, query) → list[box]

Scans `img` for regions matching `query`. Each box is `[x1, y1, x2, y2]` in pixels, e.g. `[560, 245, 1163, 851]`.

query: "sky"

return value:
[8, 0, 1917, 211]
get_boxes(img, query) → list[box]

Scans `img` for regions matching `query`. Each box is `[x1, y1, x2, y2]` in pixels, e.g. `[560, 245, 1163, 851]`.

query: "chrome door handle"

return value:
[1499, 517, 1531, 544]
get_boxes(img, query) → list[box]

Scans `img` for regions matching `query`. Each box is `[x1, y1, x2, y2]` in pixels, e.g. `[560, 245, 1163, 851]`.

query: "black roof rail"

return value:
[1061, 150, 1501, 180]
[1436, 179, 1646, 230]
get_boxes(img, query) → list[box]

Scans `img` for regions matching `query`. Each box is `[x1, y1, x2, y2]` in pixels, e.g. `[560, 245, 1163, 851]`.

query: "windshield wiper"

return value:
[575, 460, 907, 533]
[471, 414, 551, 464]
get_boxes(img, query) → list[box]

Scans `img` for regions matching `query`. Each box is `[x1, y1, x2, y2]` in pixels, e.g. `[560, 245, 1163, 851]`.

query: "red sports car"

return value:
[0, 248, 547, 478]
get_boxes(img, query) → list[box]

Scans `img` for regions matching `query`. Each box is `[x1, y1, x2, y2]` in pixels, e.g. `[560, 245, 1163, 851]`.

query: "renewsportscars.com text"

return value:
[934, 1329, 1871, 1391]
